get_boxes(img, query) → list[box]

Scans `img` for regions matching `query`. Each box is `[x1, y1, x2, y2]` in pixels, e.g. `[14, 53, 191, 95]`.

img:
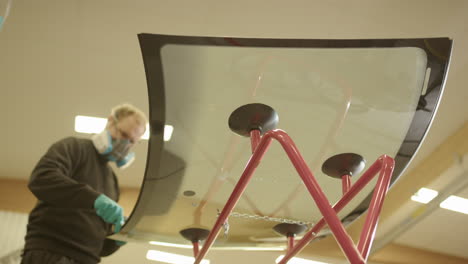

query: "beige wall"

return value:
[0, 178, 139, 216]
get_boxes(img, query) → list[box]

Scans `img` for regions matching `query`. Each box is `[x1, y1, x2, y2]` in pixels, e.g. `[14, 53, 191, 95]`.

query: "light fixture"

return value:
[164, 124, 174, 141]
[236, 247, 285, 251]
[275, 255, 329, 264]
[146, 250, 210, 264]
[411, 187, 438, 204]
[149, 241, 193, 249]
[74, 115, 173, 141]
[148, 241, 284, 251]
[74, 115, 107, 134]
[440, 195, 468, 215]
[141, 123, 174, 141]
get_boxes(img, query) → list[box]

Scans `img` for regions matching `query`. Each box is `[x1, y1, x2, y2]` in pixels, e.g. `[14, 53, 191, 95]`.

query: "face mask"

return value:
[92, 130, 135, 169]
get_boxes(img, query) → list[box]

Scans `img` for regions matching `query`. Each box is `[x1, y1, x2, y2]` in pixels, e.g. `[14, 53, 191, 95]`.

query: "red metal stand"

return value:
[192, 129, 395, 264]
[192, 241, 199, 258]
[342, 174, 352, 195]
[250, 129, 261, 153]
[287, 236, 295, 253]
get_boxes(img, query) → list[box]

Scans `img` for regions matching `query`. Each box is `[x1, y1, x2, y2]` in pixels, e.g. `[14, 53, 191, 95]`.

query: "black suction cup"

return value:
[273, 223, 308, 237]
[321, 153, 366, 179]
[179, 228, 210, 243]
[228, 103, 279, 137]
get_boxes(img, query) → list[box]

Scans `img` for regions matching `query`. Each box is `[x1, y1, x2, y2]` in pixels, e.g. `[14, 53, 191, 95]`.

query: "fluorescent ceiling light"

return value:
[140, 123, 174, 141]
[411, 187, 438, 204]
[74, 115, 173, 141]
[164, 124, 174, 141]
[440, 195, 468, 215]
[142, 123, 150, 140]
[237, 247, 285, 251]
[276, 255, 329, 264]
[149, 241, 193, 249]
[146, 250, 210, 264]
[75, 115, 107, 134]
[148, 241, 283, 251]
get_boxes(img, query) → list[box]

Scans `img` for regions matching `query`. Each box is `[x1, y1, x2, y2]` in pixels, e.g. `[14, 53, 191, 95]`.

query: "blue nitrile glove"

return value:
[115, 240, 127, 246]
[94, 194, 124, 233]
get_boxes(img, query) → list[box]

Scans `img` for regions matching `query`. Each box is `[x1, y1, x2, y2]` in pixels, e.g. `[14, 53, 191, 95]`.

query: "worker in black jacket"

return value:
[21, 103, 147, 264]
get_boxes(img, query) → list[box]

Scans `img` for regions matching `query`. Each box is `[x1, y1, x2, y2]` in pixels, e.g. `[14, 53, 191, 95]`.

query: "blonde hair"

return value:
[111, 103, 148, 129]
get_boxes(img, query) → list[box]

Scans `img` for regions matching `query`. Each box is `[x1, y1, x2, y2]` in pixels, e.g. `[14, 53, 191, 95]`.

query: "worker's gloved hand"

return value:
[94, 194, 124, 233]
[115, 240, 127, 246]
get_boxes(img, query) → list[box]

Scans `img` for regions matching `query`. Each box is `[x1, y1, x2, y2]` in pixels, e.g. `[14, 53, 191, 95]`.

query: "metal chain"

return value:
[217, 210, 314, 227]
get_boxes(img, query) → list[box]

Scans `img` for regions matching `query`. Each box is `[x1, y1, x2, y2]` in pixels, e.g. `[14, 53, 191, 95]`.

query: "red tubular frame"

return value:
[287, 236, 295, 253]
[357, 161, 394, 261]
[250, 129, 261, 153]
[192, 241, 199, 257]
[287, 236, 295, 252]
[278, 155, 394, 263]
[342, 175, 352, 195]
[193, 129, 395, 264]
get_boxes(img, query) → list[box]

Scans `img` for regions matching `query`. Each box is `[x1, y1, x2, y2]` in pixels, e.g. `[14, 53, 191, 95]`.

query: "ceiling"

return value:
[1, 0, 468, 262]
[396, 190, 468, 259]
[393, 156, 468, 259]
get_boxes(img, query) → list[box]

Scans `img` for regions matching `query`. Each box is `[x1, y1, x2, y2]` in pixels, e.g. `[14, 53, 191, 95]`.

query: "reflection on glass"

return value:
[0, 0, 13, 32]
[133, 42, 430, 247]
